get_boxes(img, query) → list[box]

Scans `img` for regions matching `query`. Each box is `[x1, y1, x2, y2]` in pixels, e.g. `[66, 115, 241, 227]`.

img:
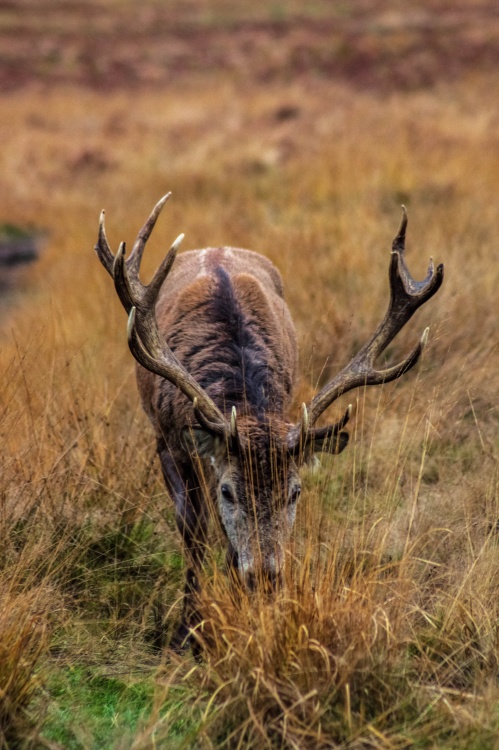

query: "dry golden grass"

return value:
[0, 17, 498, 748]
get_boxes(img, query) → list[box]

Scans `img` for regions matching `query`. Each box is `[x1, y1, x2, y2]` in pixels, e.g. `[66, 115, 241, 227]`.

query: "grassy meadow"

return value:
[1, 2, 499, 748]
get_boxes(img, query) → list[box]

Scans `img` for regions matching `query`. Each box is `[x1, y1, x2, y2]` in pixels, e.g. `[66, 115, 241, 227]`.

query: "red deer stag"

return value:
[95, 194, 443, 649]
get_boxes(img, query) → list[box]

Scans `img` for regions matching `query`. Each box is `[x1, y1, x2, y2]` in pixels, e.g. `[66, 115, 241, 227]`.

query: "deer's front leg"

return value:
[157, 440, 208, 652]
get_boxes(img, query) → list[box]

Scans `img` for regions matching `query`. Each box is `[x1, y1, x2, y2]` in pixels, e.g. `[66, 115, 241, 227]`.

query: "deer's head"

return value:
[183, 410, 349, 588]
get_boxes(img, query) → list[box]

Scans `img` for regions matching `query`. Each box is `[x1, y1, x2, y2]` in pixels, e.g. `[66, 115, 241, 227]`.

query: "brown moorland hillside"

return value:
[0, 2, 498, 748]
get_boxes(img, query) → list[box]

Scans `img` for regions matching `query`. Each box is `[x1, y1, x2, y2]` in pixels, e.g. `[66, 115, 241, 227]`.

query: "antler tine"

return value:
[299, 402, 309, 447]
[392, 204, 408, 251]
[127, 192, 172, 276]
[95, 210, 115, 276]
[301, 208, 444, 428]
[112, 242, 135, 313]
[143, 233, 184, 309]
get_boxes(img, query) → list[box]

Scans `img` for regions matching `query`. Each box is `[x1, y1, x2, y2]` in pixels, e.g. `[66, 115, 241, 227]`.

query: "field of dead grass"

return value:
[1, 2, 498, 748]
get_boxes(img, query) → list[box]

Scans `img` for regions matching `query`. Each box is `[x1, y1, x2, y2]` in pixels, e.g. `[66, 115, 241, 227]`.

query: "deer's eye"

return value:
[220, 483, 235, 504]
[289, 486, 301, 505]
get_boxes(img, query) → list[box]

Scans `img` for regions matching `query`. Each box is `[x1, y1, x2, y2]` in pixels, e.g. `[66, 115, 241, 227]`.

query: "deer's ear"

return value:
[289, 429, 349, 465]
[311, 430, 349, 456]
[181, 427, 225, 461]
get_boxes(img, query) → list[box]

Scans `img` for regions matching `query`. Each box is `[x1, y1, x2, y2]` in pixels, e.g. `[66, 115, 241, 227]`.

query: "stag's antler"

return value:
[95, 194, 232, 437]
[288, 207, 444, 452]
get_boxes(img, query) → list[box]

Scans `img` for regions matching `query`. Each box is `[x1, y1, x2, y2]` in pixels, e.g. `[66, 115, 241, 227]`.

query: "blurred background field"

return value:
[0, 2, 498, 748]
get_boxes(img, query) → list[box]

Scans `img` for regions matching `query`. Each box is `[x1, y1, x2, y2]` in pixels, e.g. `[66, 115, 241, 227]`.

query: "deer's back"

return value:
[137, 247, 298, 440]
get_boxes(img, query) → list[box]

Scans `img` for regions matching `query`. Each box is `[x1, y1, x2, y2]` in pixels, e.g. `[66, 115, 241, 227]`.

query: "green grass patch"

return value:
[40, 665, 202, 749]
[42, 667, 152, 749]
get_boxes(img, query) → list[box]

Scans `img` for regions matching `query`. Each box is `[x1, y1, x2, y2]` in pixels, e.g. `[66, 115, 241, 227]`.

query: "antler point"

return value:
[127, 306, 137, 340]
[172, 233, 185, 252]
[301, 402, 309, 434]
[231, 405, 238, 437]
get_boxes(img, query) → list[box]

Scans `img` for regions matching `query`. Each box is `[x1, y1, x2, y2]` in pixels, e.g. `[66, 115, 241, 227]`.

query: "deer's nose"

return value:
[245, 567, 281, 593]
